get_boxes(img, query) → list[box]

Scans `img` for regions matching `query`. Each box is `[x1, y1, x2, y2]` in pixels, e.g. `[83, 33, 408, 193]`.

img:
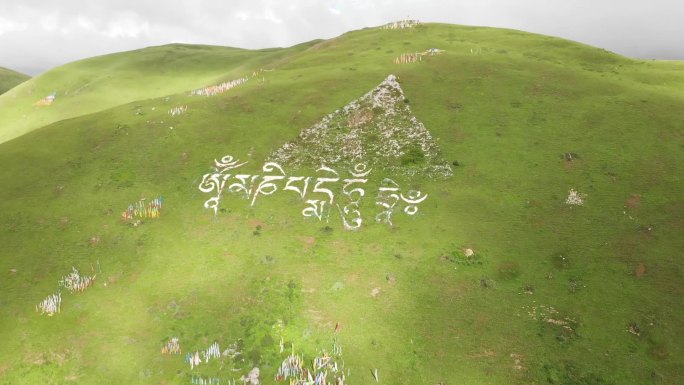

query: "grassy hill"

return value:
[0, 66, 29, 95]
[0, 23, 682, 385]
[0, 42, 317, 144]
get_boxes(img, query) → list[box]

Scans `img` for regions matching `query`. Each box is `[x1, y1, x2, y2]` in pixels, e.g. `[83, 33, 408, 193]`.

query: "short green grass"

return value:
[0, 23, 682, 385]
[0, 42, 317, 144]
[0, 66, 29, 95]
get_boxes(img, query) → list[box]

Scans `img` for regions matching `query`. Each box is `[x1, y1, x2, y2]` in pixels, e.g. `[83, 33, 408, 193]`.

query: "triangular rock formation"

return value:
[269, 74, 452, 178]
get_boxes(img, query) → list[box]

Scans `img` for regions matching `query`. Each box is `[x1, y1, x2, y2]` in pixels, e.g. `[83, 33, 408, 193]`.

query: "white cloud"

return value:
[104, 14, 152, 39]
[0, 18, 28, 36]
[233, 8, 283, 24]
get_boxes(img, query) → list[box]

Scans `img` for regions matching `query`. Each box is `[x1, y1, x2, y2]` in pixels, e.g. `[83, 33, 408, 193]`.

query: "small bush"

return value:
[400, 145, 425, 165]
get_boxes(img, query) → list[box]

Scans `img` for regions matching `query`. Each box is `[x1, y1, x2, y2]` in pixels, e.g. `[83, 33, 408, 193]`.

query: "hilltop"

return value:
[0, 23, 682, 385]
[0, 66, 29, 95]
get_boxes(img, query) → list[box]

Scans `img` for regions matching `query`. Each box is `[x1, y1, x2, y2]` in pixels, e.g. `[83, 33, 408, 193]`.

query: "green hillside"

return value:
[0, 23, 682, 385]
[0, 66, 29, 95]
[0, 42, 316, 144]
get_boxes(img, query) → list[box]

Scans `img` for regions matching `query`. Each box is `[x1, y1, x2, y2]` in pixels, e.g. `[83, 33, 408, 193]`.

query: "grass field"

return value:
[0, 66, 29, 95]
[0, 23, 682, 385]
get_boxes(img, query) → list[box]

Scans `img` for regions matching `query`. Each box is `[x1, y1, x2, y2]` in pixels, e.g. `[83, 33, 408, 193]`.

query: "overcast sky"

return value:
[0, 0, 681, 75]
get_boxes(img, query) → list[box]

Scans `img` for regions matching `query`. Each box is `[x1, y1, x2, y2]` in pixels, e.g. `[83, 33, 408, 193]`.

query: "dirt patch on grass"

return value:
[24, 351, 46, 366]
[300, 266, 325, 293]
[89, 235, 101, 246]
[474, 313, 492, 330]
[625, 195, 641, 209]
[563, 158, 582, 172]
[510, 353, 526, 370]
[435, 276, 471, 302]
[306, 307, 334, 330]
[611, 232, 653, 262]
[466, 348, 496, 359]
[348, 109, 373, 127]
[298, 236, 316, 247]
[130, 272, 139, 283]
[345, 273, 360, 285]
[330, 240, 352, 257]
[650, 345, 670, 359]
[77, 314, 89, 325]
[635, 263, 646, 278]
[465, 165, 479, 178]
[248, 219, 265, 230]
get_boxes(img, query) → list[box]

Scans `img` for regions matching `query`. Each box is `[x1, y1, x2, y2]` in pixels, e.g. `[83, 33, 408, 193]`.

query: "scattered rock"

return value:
[523, 284, 534, 294]
[241, 367, 260, 385]
[268, 74, 453, 178]
[510, 353, 525, 370]
[371, 287, 381, 297]
[464, 248, 474, 257]
[562, 152, 580, 161]
[331, 282, 345, 291]
[627, 322, 641, 336]
[565, 189, 586, 205]
[8, 268, 17, 274]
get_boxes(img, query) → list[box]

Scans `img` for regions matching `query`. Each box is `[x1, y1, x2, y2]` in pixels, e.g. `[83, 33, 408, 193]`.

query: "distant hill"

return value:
[0, 23, 682, 385]
[0, 42, 316, 144]
[0, 66, 29, 95]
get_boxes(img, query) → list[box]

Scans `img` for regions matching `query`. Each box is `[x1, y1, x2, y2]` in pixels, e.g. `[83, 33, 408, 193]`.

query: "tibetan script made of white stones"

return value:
[198, 155, 427, 230]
